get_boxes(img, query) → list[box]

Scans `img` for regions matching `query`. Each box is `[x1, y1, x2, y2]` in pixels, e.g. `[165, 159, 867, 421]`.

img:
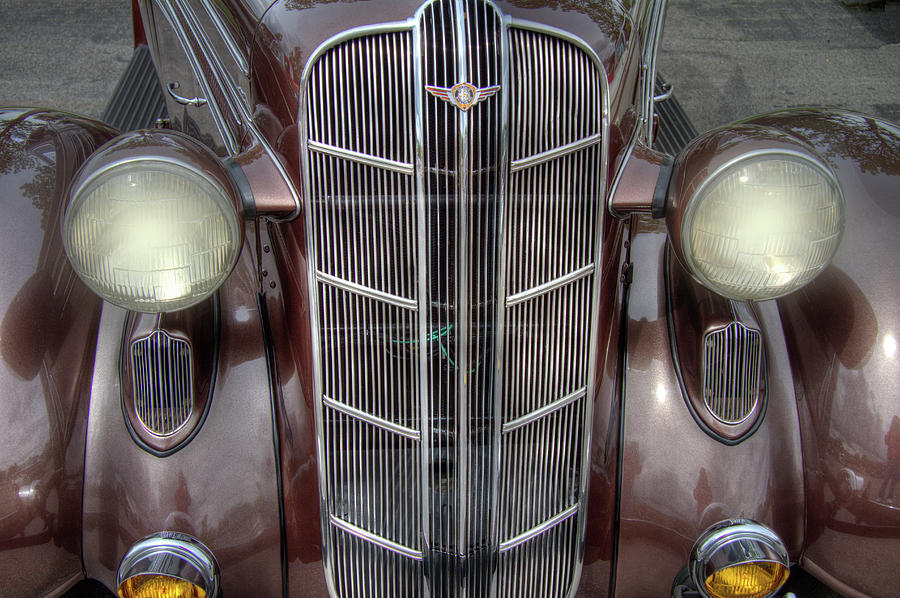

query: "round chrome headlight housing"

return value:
[63, 131, 241, 312]
[678, 151, 843, 301]
[690, 519, 790, 598]
[117, 531, 219, 598]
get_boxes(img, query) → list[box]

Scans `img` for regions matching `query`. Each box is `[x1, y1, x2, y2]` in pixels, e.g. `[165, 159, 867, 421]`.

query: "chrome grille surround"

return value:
[300, 1, 609, 595]
[130, 330, 194, 436]
[701, 322, 763, 424]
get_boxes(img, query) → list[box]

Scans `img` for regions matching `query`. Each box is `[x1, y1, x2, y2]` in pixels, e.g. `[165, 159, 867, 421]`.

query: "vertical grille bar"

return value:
[130, 330, 193, 436]
[702, 322, 763, 424]
[301, 3, 609, 596]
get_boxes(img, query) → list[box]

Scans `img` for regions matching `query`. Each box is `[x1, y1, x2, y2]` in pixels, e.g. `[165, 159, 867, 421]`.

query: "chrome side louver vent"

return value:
[131, 330, 194, 436]
[702, 322, 762, 424]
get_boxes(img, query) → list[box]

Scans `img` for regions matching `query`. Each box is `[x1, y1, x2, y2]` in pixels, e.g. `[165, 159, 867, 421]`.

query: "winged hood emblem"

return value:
[425, 82, 501, 111]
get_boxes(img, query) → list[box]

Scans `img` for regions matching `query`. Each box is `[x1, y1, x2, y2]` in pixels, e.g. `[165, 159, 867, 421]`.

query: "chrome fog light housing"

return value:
[117, 531, 219, 598]
[675, 151, 843, 301]
[690, 519, 790, 598]
[63, 130, 241, 313]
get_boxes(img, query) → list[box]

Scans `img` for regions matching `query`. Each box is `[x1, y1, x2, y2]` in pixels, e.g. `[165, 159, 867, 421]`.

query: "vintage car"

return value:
[1, 0, 898, 596]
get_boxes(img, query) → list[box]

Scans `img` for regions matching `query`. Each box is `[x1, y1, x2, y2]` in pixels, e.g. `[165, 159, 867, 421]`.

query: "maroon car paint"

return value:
[5, 0, 899, 596]
[747, 110, 900, 598]
[81, 233, 283, 596]
[614, 215, 807, 596]
[667, 255, 768, 442]
[0, 110, 114, 597]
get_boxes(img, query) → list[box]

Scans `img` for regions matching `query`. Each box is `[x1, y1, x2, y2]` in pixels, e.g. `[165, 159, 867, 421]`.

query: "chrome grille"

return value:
[301, 1, 607, 595]
[702, 322, 763, 424]
[130, 330, 193, 436]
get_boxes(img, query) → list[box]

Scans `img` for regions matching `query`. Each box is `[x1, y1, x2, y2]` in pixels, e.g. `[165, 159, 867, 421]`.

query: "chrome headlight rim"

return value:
[116, 531, 220, 597]
[689, 518, 790, 598]
[62, 130, 243, 314]
[680, 148, 843, 302]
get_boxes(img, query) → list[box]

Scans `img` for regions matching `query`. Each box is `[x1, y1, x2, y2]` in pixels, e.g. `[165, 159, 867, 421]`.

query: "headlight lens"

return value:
[118, 574, 207, 598]
[704, 562, 789, 598]
[64, 159, 240, 312]
[682, 152, 843, 300]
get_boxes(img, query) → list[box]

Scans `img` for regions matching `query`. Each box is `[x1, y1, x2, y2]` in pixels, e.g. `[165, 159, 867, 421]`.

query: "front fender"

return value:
[613, 217, 805, 597]
[749, 110, 900, 598]
[0, 109, 115, 596]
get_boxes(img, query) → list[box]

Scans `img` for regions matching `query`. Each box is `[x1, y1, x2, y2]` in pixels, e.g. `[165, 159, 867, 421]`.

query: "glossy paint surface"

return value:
[614, 216, 805, 597]
[82, 238, 283, 597]
[0, 110, 113, 597]
[748, 111, 900, 598]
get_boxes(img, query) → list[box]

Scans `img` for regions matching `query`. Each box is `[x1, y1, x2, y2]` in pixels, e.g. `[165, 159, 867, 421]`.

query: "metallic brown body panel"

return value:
[667, 256, 767, 441]
[609, 141, 669, 214]
[0, 110, 114, 597]
[614, 216, 805, 597]
[744, 110, 900, 598]
[81, 237, 283, 597]
[260, 220, 331, 597]
[235, 140, 299, 216]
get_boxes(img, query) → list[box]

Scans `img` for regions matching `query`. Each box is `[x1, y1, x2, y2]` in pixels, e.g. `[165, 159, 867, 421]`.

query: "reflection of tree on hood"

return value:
[751, 110, 900, 177]
[0, 114, 56, 232]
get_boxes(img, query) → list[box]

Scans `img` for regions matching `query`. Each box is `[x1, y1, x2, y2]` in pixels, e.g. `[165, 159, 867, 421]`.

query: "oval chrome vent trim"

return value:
[701, 322, 762, 425]
[130, 330, 194, 436]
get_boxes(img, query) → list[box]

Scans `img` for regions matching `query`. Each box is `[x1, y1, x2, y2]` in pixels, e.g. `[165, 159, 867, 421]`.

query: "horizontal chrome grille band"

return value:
[323, 395, 421, 440]
[502, 387, 587, 434]
[330, 515, 424, 561]
[316, 270, 418, 311]
[308, 139, 416, 175]
[510, 132, 604, 172]
[301, 1, 608, 595]
[506, 263, 595, 307]
[499, 503, 579, 553]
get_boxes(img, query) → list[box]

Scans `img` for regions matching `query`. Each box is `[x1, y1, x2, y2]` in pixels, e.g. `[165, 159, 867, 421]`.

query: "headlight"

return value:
[675, 150, 843, 301]
[690, 519, 790, 598]
[117, 532, 219, 598]
[63, 131, 241, 312]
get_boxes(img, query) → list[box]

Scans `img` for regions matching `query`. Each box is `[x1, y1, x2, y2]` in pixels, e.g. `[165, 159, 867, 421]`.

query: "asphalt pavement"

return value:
[1, 0, 899, 132]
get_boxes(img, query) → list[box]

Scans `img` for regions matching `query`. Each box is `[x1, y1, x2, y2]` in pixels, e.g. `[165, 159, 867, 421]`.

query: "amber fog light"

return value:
[690, 519, 789, 598]
[117, 532, 219, 598]
[63, 130, 241, 313]
[674, 151, 843, 301]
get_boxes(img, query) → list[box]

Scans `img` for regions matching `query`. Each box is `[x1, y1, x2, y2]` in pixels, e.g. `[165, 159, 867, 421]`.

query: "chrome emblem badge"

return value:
[425, 82, 501, 111]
